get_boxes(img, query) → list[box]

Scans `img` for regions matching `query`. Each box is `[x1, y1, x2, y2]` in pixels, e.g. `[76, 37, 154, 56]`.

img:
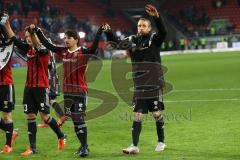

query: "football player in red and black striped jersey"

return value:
[38, 49, 67, 128]
[32, 23, 104, 157]
[0, 24, 18, 154]
[4, 16, 66, 156]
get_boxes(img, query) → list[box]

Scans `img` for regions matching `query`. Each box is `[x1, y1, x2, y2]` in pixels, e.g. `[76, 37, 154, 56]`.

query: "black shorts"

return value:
[49, 89, 59, 100]
[23, 87, 50, 114]
[63, 94, 87, 121]
[133, 96, 164, 114]
[0, 85, 15, 112]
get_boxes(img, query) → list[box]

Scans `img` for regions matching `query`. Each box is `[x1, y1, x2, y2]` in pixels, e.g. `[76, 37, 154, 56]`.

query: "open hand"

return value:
[145, 4, 159, 17]
[102, 23, 111, 32]
[26, 24, 36, 34]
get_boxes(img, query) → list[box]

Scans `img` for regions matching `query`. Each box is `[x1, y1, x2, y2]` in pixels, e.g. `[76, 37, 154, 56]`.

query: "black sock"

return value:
[46, 117, 64, 139]
[52, 102, 65, 117]
[74, 121, 87, 147]
[0, 118, 6, 131]
[155, 115, 164, 143]
[5, 122, 13, 147]
[28, 118, 37, 150]
[132, 121, 142, 146]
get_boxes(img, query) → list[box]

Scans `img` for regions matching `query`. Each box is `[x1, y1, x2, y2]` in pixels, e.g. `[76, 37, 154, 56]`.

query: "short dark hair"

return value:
[138, 17, 152, 28]
[65, 30, 80, 44]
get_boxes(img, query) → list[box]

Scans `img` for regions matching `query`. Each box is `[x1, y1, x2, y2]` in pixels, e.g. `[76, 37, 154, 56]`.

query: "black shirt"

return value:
[106, 16, 167, 97]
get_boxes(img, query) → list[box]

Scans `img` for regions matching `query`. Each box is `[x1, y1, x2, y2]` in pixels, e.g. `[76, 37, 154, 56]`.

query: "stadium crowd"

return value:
[0, 0, 132, 45]
[0, 0, 239, 52]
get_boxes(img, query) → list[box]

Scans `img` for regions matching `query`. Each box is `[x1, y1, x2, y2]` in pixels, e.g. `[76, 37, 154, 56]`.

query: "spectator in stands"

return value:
[216, 0, 222, 8]
[0, 0, 3, 12]
[2, 0, 132, 46]
[38, 0, 47, 12]
[6, 2, 20, 15]
[212, 0, 227, 9]
[212, 0, 217, 9]
[100, 0, 112, 5]
[61, 12, 77, 30]
[222, 0, 227, 6]
[161, 41, 166, 51]
[21, 0, 33, 16]
[210, 26, 216, 35]
[200, 37, 206, 49]
[11, 18, 22, 32]
[178, 4, 210, 29]
[105, 7, 115, 18]
[179, 37, 185, 50]
[226, 23, 235, 34]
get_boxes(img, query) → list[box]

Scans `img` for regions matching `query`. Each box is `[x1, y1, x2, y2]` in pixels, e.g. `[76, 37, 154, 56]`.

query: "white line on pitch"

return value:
[164, 98, 240, 102]
[172, 88, 240, 92]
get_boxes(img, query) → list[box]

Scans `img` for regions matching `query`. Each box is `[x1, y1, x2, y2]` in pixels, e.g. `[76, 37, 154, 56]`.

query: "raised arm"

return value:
[0, 25, 8, 42]
[84, 25, 104, 54]
[145, 4, 167, 46]
[102, 23, 120, 43]
[152, 16, 167, 45]
[31, 25, 66, 53]
[4, 16, 29, 52]
[28, 25, 48, 54]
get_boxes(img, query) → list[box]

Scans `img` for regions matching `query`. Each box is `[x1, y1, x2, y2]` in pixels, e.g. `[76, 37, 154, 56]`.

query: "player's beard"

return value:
[137, 31, 151, 37]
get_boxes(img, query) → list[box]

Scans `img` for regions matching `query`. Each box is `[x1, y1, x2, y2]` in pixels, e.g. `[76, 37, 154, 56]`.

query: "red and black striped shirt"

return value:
[57, 47, 88, 93]
[0, 60, 13, 85]
[12, 37, 50, 87]
[36, 28, 102, 95]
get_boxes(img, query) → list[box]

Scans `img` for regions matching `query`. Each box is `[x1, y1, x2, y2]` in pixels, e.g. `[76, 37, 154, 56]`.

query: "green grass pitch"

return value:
[0, 52, 239, 160]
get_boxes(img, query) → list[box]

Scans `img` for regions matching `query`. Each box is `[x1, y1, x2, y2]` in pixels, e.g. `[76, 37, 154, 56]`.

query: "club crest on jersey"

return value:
[4, 101, 8, 106]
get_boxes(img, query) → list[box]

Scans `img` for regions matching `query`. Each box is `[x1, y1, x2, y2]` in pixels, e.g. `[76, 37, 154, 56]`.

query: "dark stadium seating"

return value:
[46, 0, 132, 30]
[110, 0, 149, 9]
[3, 0, 134, 34]
[2, 0, 240, 35]
[163, 0, 240, 33]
